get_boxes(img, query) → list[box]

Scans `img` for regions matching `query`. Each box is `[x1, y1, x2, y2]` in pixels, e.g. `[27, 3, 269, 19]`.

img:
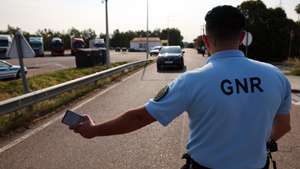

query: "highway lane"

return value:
[0, 49, 205, 169]
[5, 51, 147, 77]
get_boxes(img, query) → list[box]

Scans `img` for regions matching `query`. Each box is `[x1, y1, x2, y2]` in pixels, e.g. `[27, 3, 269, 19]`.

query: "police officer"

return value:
[70, 5, 291, 169]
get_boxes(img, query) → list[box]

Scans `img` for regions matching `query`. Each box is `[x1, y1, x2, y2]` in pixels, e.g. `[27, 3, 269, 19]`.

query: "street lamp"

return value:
[104, 0, 110, 65]
[146, 0, 149, 60]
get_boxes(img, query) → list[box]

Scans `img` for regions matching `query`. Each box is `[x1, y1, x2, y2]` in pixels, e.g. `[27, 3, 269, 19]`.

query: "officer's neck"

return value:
[209, 42, 240, 56]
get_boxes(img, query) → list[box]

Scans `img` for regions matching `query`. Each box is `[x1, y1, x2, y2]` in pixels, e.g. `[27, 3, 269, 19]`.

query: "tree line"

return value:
[238, 0, 300, 62]
[0, 26, 184, 51]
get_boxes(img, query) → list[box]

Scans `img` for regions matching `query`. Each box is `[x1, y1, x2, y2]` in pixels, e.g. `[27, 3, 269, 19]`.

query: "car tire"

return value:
[16, 71, 21, 79]
[157, 64, 161, 71]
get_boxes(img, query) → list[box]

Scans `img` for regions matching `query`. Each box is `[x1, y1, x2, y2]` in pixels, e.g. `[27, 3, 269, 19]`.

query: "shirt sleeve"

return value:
[144, 74, 190, 126]
[276, 76, 291, 115]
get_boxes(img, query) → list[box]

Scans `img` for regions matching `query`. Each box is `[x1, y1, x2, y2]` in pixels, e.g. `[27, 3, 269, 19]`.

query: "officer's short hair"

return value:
[205, 5, 246, 41]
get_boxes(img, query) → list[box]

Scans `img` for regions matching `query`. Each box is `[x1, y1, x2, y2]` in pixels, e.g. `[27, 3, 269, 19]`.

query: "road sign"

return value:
[7, 33, 35, 58]
[242, 32, 253, 47]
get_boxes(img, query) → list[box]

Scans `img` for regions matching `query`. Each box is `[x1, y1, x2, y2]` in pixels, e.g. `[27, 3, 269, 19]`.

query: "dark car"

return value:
[50, 37, 64, 56]
[121, 47, 127, 52]
[197, 46, 206, 56]
[150, 46, 161, 56]
[156, 46, 184, 71]
[115, 47, 121, 52]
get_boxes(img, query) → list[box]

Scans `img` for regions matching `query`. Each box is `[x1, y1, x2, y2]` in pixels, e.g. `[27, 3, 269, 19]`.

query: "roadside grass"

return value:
[0, 61, 150, 135]
[288, 58, 300, 75]
[0, 62, 126, 101]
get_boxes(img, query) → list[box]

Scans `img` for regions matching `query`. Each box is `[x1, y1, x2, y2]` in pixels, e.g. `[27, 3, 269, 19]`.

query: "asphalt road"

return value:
[6, 51, 147, 77]
[0, 49, 204, 169]
[0, 49, 299, 169]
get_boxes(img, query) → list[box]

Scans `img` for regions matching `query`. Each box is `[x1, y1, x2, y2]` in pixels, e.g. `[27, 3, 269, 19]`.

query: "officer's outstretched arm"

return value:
[71, 106, 156, 138]
[270, 114, 291, 141]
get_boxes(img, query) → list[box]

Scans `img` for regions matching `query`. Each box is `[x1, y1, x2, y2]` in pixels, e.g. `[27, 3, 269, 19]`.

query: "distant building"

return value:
[160, 39, 168, 46]
[130, 37, 161, 51]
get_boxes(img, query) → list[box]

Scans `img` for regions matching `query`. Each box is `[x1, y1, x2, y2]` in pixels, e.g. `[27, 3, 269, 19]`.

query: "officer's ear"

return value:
[239, 31, 246, 45]
[203, 35, 210, 51]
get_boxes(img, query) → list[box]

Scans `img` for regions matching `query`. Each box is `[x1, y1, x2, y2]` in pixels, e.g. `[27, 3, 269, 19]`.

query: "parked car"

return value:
[0, 35, 12, 58]
[29, 37, 44, 57]
[150, 46, 162, 56]
[121, 47, 127, 52]
[156, 46, 184, 71]
[89, 38, 105, 48]
[115, 47, 121, 52]
[0, 60, 27, 80]
[50, 37, 64, 56]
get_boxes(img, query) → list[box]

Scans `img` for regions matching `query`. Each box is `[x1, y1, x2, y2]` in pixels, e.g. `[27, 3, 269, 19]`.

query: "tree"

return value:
[81, 28, 97, 42]
[238, 0, 294, 61]
[295, 4, 300, 20]
[160, 28, 183, 46]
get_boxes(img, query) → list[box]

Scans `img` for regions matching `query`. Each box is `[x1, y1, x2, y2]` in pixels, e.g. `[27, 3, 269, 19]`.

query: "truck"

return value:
[89, 38, 105, 48]
[0, 35, 12, 58]
[71, 38, 85, 55]
[50, 37, 64, 56]
[29, 36, 44, 57]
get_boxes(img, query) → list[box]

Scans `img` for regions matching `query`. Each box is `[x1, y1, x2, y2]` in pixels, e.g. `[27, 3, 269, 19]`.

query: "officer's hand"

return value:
[70, 115, 96, 139]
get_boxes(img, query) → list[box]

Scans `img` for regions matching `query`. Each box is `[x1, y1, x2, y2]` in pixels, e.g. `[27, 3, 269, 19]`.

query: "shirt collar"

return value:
[207, 50, 245, 63]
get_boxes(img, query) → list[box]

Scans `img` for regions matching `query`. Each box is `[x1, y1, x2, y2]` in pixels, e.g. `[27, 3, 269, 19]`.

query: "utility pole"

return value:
[105, 0, 110, 65]
[146, 0, 149, 59]
[279, 0, 282, 8]
[289, 30, 294, 58]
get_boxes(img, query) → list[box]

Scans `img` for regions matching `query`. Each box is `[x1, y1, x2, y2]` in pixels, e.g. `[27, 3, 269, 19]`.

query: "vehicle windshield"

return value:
[160, 47, 181, 54]
[30, 42, 42, 48]
[0, 61, 10, 67]
[152, 46, 161, 50]
[94, 43, 105, 48]
[0, 39, 9, 47]
[51, 41, 63, 48]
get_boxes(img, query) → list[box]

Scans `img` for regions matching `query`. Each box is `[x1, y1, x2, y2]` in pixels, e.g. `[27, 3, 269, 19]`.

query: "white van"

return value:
[0, 35, 12, 58]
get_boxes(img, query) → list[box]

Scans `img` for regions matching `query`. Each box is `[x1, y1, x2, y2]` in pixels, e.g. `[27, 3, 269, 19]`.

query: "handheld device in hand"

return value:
[62, 110, 84, 126]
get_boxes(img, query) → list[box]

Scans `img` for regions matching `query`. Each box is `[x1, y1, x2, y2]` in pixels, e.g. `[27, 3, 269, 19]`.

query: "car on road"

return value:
[0, 60, 27, 80]
[50, 37, 64, 56]
[156, 46, 185, 71]
[197, 46, 206, 56]
[115, 47, 121, 52]
[89, 38, 105, 48]
[121, 47, 127, 52]
[0, 35, 12, 59]
[29, 37, 45, 57]
[150, 46, 161, 56]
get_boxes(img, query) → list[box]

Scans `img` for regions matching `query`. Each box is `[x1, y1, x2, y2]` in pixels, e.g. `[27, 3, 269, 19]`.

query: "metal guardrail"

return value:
[0, 60, 151, 116]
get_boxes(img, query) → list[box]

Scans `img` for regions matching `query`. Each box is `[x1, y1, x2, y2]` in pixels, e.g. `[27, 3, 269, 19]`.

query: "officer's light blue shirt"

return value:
[145, 50, 291, 169]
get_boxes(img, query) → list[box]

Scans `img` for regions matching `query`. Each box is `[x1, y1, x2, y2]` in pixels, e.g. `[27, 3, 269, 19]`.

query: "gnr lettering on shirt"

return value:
[220, 77, 264, 95]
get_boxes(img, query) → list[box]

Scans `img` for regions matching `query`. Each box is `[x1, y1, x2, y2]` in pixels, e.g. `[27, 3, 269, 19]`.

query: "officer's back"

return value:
[70, 5, 291, 169]
[145, 5, 291, 169]
[181, 50, 290, 168]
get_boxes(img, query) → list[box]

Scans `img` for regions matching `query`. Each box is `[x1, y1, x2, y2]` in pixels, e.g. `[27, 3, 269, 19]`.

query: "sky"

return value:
[0, 0, 299, 42]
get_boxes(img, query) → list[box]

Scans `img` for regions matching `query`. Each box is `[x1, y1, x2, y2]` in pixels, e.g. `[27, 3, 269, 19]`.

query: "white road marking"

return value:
[0, 71, 141, 154]
[292, 94, 300, 106]
[292, 101, 300, 106]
